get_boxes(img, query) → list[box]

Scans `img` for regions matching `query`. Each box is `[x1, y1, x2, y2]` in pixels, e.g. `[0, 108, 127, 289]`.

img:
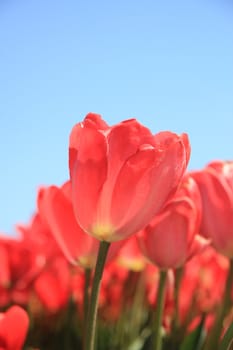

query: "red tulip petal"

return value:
[93, 119, 155, 228]
[110, 134, 187, 240]
[0, 245, 10, 288]
[140, 211, 189, 269]
[69, 113, 109, 177]
[38, 184, 99, 267]
[208, 161, 233, 194]
[0, 306, 29, 350]
[71, 127, 108, 233]
[192, 169, 233, 257]
[107, 119, 154, 179]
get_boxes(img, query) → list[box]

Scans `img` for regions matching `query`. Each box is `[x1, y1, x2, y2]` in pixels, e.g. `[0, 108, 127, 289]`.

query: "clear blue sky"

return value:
[0, 0, 232, 234]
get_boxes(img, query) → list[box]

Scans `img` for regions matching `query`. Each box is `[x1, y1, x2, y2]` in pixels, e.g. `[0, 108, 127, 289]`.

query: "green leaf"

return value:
[219, 323, 233, 350]
[127, 328, 151, 350]
[180, 316, 206, 350]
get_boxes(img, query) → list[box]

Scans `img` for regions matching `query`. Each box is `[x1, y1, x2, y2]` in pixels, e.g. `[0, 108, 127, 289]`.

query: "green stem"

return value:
[84, 267, 92, 327]
[84, 241, 110, 350]
[203, 258, 233, 350]
[173, 267, 183, 330]
[152, 269, 167, 350]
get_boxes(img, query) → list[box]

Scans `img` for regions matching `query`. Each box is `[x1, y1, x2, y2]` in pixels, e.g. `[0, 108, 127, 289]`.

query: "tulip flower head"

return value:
[191, 161, 233, 258]
[0, 306, 29, 350]
[69, 113, 190, 242]
[138, 175, 203, 269]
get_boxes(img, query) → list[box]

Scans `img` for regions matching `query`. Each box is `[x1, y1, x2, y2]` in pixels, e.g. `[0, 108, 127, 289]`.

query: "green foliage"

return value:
[219, 323, 233, 350]
[180, 316, 206, 350]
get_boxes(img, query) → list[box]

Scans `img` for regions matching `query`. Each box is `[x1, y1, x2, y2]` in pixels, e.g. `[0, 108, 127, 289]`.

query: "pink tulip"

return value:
[33, 256, 70, 313]
[138, 175, 203, 269]
[0, 306, 29, 350]
[69, 113, 190, 242]
[179, 246, 228, 322]
[191, 161, 233, 258]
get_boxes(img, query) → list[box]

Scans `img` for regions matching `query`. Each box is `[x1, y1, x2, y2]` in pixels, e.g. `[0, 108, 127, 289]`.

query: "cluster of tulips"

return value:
[1, 113, 233, 350]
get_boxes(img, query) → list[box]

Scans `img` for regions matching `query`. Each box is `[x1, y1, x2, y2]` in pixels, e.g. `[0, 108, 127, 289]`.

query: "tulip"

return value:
[138, 175, 203, 269]
[191, 161, 233, 258]
[0, 236, 44, 307]
[69, 113, 190, 350]
[0, 306, 29, 350]
[34, 256, 70, 313]
[69, 113, 190, 242]
[179, 246, 228, 322]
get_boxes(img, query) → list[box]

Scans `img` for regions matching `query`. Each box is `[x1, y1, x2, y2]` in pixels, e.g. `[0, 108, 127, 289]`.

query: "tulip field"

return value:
[0, 113, 233, 350]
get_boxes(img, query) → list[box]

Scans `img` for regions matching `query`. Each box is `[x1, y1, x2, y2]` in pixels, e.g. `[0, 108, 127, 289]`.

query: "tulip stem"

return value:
[84, 241, 110, 350]
[84, 268, 91, 325]
[203, 258, 233, 350]
[152, 269, 167, 350]
[173, 267, 183, 330]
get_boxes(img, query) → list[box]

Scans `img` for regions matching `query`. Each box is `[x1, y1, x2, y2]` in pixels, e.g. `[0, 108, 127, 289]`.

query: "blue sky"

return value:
[0, 0, 232, 233]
